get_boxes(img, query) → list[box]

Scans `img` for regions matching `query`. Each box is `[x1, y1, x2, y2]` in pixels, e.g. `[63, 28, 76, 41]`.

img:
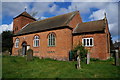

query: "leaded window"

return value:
[48, 33, 56, 46]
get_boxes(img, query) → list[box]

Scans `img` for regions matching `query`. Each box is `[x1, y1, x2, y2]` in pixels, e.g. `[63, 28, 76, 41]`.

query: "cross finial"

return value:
[104, 12, 106, 18]
[75, 5, 77, 11]
[104, 12, 107, 23]
[24, 6, 27, 11]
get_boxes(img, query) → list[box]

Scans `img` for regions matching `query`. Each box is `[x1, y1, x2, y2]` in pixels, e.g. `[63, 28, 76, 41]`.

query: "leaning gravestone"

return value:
[18, 48, 22, 56]
[26, 49, 33, 61]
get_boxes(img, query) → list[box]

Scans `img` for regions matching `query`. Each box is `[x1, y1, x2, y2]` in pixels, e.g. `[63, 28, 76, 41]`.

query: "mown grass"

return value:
[2, 56, 120, 78]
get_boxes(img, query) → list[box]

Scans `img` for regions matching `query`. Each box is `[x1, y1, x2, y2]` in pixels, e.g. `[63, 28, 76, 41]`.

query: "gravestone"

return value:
[87, 52, 90, 64]
[26, 49, 33, 61]
[18, 48, 22, 56]
[115, 49, 119, 66]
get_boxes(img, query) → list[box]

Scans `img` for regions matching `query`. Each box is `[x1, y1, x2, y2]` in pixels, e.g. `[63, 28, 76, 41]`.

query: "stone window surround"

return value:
[48, 33, 56, 47]
[82, 37, 94, 47]
[15, 38, 19, 48]
[33, 35, 40, 47]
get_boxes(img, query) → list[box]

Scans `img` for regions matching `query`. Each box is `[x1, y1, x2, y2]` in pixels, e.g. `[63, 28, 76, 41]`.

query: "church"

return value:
[12, 10, 111, 60]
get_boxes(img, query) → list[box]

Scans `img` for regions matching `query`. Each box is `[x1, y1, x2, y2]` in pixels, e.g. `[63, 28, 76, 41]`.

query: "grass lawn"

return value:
[2, 56, 120, 78]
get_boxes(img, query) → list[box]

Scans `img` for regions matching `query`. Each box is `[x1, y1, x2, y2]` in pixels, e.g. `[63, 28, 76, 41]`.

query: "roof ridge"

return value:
[63, 11, 79, 25]
[73, 23, 80, 33]
[13, 11, 36, 20]
[15, 11, 80, 36]
[28, 11, 79, 25]
[80, 19, 104, 24]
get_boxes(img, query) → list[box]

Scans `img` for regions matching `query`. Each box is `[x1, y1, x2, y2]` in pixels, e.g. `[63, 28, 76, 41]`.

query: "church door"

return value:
[22, 42, 27, 55]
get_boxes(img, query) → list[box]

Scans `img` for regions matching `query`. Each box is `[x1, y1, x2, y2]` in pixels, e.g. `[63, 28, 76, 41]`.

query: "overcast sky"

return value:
[0, 0, 119, 42]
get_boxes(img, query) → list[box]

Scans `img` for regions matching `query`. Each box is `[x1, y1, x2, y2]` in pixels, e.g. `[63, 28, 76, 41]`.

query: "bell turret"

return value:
[13, 11, 36, 34]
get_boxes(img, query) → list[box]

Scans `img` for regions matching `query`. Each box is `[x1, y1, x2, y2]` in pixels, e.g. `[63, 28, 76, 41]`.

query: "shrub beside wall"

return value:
[71, 45, 88, 61]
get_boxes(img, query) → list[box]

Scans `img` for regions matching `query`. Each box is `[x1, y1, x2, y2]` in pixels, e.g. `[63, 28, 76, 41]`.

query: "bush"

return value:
[90, 58, 99, 61]
[26, 49, 33, 61]
[72, 45, 88, 61]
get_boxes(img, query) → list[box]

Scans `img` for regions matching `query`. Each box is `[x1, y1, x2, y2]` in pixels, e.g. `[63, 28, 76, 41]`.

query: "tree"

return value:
[2, 31, 13, 54]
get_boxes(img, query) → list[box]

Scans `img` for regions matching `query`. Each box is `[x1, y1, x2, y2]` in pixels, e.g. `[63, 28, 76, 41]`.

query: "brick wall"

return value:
[73, 33, 110, 60]
[12, 28, 72, 61]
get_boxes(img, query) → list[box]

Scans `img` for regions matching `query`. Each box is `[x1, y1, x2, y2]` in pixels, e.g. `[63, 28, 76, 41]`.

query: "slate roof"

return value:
[13, 11, 36, 21]
[73, 19, 106, 34]
[14, 11, 79, 36]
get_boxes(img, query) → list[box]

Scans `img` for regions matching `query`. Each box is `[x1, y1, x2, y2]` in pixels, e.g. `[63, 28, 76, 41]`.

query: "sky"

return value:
[0, 0, 120, 43]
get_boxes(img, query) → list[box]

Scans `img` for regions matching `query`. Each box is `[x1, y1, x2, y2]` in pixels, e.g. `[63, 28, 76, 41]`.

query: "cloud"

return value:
[2, 2, 30, 17]
[2, 2, 119, 42]
[89, 9, 105, 21]
[30, 2, 54, 17]
[66, 2, 118, 42]
[49, 4, 58, 13]
[40, 16, 48, 20]
[0, 22, 13, 33]
[2, 2, 54, 19]
[88, 2, 118, 42]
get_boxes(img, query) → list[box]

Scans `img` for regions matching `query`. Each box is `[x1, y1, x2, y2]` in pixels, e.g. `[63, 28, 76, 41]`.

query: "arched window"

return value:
[33, 35, 39, 47]
[15, 38, 19, 48]
[48, 33, 56, 46]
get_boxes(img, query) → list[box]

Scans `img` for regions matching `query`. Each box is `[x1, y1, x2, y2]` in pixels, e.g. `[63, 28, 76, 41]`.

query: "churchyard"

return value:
[2, 55, 120, 78]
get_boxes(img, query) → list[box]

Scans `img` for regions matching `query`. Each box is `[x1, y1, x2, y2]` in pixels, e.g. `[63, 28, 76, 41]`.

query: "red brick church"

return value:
[12, 11, 111, 60]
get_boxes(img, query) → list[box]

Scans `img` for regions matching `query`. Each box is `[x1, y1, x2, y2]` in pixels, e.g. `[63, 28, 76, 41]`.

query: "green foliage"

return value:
[72, 45, 88, 61]
[2, 31, 13, 54]
[90, 58, 100, 61]
[26, 49, 33, 61]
